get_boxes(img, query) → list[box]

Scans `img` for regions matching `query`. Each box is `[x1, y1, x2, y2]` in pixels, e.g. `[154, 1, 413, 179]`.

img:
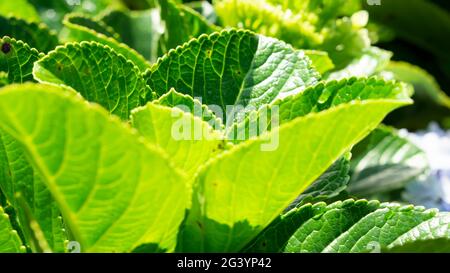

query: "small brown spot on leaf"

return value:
[1, 43, 11, 54]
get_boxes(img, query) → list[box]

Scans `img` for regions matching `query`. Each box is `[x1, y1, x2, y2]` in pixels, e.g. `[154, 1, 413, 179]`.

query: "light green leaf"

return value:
[131, 100, 224, 178]
[348, 126, 429, 197]
[179, 78, 412, 252]
[0, 36, 43, 83]
[0, 83, 188, 253]
[0, 16, 58, 53]
[144, 29, 320, 123]
[33, 41, 151, 120]
[99, 9, 162, 62]
[386, 213, 450, 253]
[303, 50, 335, 75]
[0, 206, 26, 253]
[382, 61, 450, 109]
[0, 37, 66, 251]
[60, 13, 151, 72]
[0, 0, 40, 22]
[0, 131, 67, 252]
[154, 89, 224, 129]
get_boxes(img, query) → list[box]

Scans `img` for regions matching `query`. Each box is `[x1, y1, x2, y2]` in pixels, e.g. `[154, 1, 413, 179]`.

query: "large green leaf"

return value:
[60, 13, 151, 72]
[178, 78, 412, 252]
[0, 16, 58, 53]
[254, 199, 449, 253]
[33, 41, 150, 120]
[131, 100, 224, 178]
[247, 199, 450, 253]
[0, 206, 26, 253]
[0, 36, 66, 252]
[144, 29, 320, 123]
[348, 126, 429, 197]
[0, 83, 188, 253]
[229, 78, 411, 143]
[386, 213, 450, 253]
[0, 0, 40, 22]
[0, 131, 66, 252]
[0, 36, 43, 84]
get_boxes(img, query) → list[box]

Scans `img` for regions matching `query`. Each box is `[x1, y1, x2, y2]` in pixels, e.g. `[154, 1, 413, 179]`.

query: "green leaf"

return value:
[60, 13, 151, 72]
[65, 13, 121, 41]
[287, 155, 351, 210]
[0, 36, 67, 251]
[99, 9, 162, 62]
[0, 0, 40, 22]
[0, 131, 67, 252]
[158, 0, 218, 54]
[229, 78, 412, 143]
[0, 206, 26, 253]
[0, 36, 43, 83]
[303, 50, 335, 75]
[247, 199, 450, 253]
[214, 0, 369, 69]
[283, 200, 444, 253]
[178, 78, 412, 252]
[327, 47, 392, 80]
[386, 213, 450, 253]
[0, 71, 8, 87]
[0, 83, 188, 253]
[0, 16, 58, 53]
[144, 29, 320, 123]
[131, 100, 224, 178]
[154, 89, 224, 129]
[215, 0, 322, 48]
[245, 199, 379, 253]
[319, 16, 371, 70]
[348, 126, 429, 197]
[382, 61, 450, 109]
[33, 41, 151, 120]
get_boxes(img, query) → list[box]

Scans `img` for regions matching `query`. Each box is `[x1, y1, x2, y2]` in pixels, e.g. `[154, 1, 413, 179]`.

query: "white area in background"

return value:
[399, 123, 450, 211]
